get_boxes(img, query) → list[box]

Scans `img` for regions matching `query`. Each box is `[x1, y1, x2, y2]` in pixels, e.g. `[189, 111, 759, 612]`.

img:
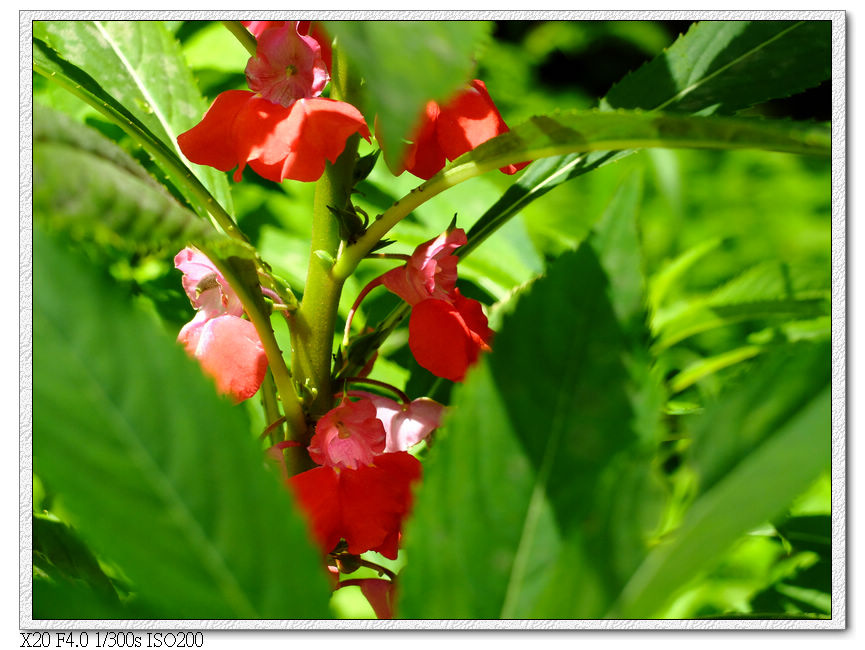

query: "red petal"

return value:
[289, 453, 421, 560]
[177, 90, 255, 176]
[289, 467, 342, 555]
[247, 98, 370, 183]
[408, 297, 492, 382]
[401, 101, 447, 180]
[437, 79, 529, 175]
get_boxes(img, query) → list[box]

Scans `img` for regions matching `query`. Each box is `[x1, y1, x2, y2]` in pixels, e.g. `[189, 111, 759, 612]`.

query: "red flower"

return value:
[288, 395, 439, 559]
[348, 228, 494, 382]
[178, 91, 369, 183]
[289, 452, 421, 560]
[242, 20, 332, 71]
[408, 290, 493, 383]
[397, 80, 530, 180]
[178, 22, 366, 184]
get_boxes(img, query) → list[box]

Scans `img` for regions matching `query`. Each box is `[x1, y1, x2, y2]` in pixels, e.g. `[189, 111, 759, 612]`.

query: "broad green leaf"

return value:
[33, 20, 233, 214]
[327, 21, 491, 169]
[32, 37, 241, 240]
[610, 385, 830, 618]
[653, 261, 830, 350]
[466, 20, 831, 258]
[34, 228, 331, 619]
[399, 243, 663, 618]
[34, 104, 214, 253]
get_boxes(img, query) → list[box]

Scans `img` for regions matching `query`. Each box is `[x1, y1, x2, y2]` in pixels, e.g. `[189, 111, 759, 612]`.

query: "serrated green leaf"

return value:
[327, 21, 491, 170]
[34, 227, 331, 619]
[604, 21, 831, 115]
[34, 20, 233, 213]
[443, 110, 829, 190]
[33, 514, 119, 605]
[34, 104, 214, 253]
[465, 20, 831, 258]
[399, 243, 663, 618]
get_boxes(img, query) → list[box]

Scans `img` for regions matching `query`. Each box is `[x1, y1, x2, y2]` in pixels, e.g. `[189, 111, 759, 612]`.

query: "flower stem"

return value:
[201, 248, 308, 441]
[221, 21, 258, 56]
[290, 39, 361, 427]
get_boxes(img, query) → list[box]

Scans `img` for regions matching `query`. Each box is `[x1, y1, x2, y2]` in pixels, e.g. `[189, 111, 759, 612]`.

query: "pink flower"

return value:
[175, 248, 267, 402]
[347, 391, 445, 453]
[307, 398, 386, 470]
[245, 21, 330, 107]
[392, 80, 530, 180]
[178, 23, 367, 184]
[379, 228, 466, 305]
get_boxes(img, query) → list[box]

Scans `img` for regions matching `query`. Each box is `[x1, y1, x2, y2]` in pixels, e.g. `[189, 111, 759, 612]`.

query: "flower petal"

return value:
[191, 315, 268, 402]
[408, 295, 492, 382]
[307, 398, 386, 470]
[177, 90, 256, 178]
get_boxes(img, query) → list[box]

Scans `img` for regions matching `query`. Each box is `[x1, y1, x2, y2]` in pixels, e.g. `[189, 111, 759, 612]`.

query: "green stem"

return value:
[260, 371, 284, 447]
[222, 21, 258, 56]
[201, 248, 307, 440]
[290, 38, 361, 426]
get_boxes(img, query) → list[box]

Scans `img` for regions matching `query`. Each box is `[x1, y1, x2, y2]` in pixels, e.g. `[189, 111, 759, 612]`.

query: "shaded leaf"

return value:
[34, 227, 331, 619]
[34, 104, 214, 253]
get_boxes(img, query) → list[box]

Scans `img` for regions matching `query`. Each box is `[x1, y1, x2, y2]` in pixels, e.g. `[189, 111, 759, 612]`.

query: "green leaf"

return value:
[609, 370, 830, 617]
[327, 21, 491, 169]
[34, 228, 332, 619]
[33, 20, 233, 214]
[32, 36, 241, 240]
[33, 514, 119, 605]
[444, 110, 829, 187]
[603, 21, 831, 114]
[466, 20, 831, 257]
[398, 243, 663, 618]
[34, 104, 214, 253]
[688, 341, 830, 497]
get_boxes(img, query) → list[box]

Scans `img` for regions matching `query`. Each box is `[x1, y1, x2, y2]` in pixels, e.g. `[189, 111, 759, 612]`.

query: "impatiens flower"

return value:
[347, 228, 494, 382]
[178, 91, 370, 183]
[245, 21, 330, 106]
[178, 22, 367, 184]
[288, 395, 440, 559]
[243, 20, 332, 73]
[396, 79, 530, 180]
[408, 290, 493, 383]
[175, 248, 267, 402]
[379, 228, 466, 305]
[307, 398, 386, 470]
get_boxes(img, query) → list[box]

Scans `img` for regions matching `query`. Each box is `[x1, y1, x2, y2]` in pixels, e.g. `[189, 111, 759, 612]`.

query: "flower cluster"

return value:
[289, 393, 444, 559]
[178, 21, 369, 184]
[175, 248, 267, 402]
[350, 228, 494, 382]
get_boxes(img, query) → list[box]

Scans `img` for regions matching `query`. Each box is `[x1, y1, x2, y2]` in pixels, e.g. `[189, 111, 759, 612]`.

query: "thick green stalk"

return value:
[290, 40, 361, 426]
